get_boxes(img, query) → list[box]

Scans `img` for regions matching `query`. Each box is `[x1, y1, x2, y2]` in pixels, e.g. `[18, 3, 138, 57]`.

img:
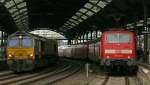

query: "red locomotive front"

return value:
[101, 30, 136, 67]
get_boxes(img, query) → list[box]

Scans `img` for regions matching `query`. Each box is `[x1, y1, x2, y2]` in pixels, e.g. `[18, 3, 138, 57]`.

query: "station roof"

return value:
[0, 0, 150, 39]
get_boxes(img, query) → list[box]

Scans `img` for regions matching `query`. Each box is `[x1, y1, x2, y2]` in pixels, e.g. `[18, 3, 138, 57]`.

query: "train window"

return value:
[22, 38, 33, 47]
[106, 33, 131, 43]
[8, 39, 19, 47]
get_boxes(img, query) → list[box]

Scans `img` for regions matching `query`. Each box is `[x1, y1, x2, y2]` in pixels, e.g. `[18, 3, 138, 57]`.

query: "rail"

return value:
[0, 59, 81, 85]
[137, 63, 150, 85]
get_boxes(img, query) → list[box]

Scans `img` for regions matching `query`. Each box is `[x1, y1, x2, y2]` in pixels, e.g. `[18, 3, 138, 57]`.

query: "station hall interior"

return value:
[0, 0, 150, 85]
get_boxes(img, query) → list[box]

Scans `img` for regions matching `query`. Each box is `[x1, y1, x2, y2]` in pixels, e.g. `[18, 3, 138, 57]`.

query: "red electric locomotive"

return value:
[100, 28, 137, 71]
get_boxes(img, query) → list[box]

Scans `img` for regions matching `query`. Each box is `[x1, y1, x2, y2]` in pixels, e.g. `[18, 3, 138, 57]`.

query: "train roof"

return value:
[8, 31, 49, 41]
[104, 28, 128, 31]
[103, 28, 133, 33]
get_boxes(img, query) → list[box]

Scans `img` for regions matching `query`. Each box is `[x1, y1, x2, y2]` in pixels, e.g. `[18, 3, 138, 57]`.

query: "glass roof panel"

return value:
[19, 8, 27, 13]
[76, 12, 82, 16]
[21, 16, 27, 20]
[84, 3, 93, 9]
[147, 21, 150, 24]
[19, 13, 27, 18]
[5, 1, 15, 8]
[13, 15, 20, 20]
[30, 30, 66, 39]
[9, 7, 17, 13]
[70, 23, 76, 26]
[86, 11, 94, 16]
[0, 0, 5, 3]
[14, 0, 23, 4]
[11, 11, 19, 17]
[136, 23, 143, 27]
[89, 0, 98, 4]
[14, 18, 22, 22]
[79, 8, 88, 13]
[67, 26, 71, 29]
[74, 21, 79, 25]
[60, 0, 112, 31]
[2, 0, 28, 29]
[139, 20, 144, 23]
[69, 19, 75, 22]
[72, 16, 78, 20]
[91, 6, 101, 13]
[64, 23, 69, 26]
[106, 0, 112, 3]
[97, 1, 106, 8]
[78, 19, 83, 22]
[17, 2, 26, 8]
[66, 22, 71, 25]
[81, 15, 88, 19]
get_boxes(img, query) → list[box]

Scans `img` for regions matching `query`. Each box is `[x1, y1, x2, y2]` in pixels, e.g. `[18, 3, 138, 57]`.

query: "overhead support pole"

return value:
[86, 33, 89, 42]
[71, 40, 73, 45]
[82, 35, 84, 43]
[68, 39, 71, 45]
[76, 37, 78, 44]
[73, 40, 74, 45]
[80, 36, 82, 43]
[0, 31, 2, 47]
[91, 31, 93, 41]
[84, 33, 87, 42]
[77, 37, 79, 44]
[70, 40, 72, 45]
[76, 38, 78, 44]
[143, 0, 149, 63]
[86, 33, 89, 60]
[72, 40, 74, 45]
[74, 38, 76, 45]
[96, 30, 98, 39]
[1, 31, 4, 47]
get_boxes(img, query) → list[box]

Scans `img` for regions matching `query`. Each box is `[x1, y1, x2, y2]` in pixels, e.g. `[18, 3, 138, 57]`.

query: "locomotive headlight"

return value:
[19, 36, 22, 39]
[29, 54, 33, 57]
[128, 56, 130, 59]
[8, 54, 12, 57]
[106, 56, 110, 58]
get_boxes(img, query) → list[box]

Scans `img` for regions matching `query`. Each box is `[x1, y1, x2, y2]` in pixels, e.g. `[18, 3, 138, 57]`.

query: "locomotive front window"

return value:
[8, 39, 19, 47]
[106, 34, 131, 43]
[22, 38, 33, 47]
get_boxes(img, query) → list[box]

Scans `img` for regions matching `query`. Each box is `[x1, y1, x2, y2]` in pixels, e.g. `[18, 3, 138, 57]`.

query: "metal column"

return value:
[86, 33, 89, 60]
[68, 39, 71, 45]
[143, 0, 149, 63]
[91, 31, 93, 41]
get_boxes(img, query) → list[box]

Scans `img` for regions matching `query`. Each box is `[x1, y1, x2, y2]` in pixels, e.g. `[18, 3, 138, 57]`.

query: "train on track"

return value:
[6, 31, 58, 72]
[59, 28, 137, 72]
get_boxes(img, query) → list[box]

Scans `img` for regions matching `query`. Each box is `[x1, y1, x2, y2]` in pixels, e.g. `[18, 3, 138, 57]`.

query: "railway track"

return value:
[0, 71, 12, 76]
[100, 76, 138, 85]
[0, 60, 81, 85]
[44, 63, 80, 85]
[0, 64, 68, 85]
[19, 61, 80, 85]
[125, 77, 130, 85]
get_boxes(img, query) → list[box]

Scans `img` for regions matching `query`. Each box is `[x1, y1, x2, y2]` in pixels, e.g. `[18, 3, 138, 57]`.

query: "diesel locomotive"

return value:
[6, 31, 58, 72]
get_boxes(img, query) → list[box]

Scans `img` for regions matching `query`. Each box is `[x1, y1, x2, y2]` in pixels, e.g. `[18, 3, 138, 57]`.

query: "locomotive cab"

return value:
[7, 36, 34, 59]
[101, 31, 136, 67]
[7, 35, 35, 72]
